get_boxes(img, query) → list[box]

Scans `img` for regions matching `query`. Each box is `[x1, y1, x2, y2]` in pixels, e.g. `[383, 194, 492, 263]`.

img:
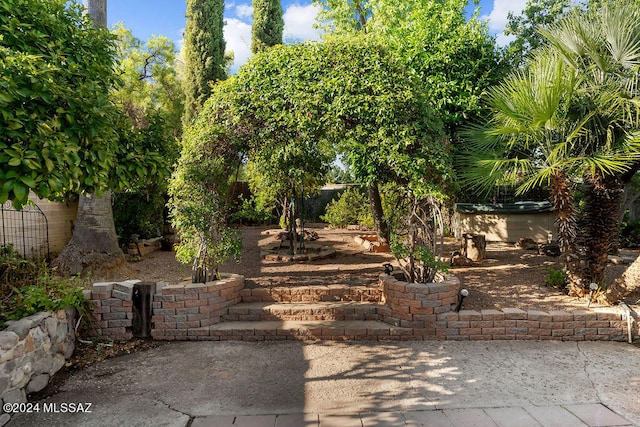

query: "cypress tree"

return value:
[251, 0, 284, 54]
[182, 0, 226, 125]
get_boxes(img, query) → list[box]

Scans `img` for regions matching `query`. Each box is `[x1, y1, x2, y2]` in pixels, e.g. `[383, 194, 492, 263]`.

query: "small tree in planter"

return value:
[391, 194, 449, 283]
[169, 102, 242, 283]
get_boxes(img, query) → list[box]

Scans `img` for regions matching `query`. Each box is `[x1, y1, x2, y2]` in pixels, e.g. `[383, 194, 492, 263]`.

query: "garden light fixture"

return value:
[456, 288, 469, 312]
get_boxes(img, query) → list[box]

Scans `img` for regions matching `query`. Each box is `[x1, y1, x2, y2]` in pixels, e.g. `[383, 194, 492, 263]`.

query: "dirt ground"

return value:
[96, 224, 640, 312]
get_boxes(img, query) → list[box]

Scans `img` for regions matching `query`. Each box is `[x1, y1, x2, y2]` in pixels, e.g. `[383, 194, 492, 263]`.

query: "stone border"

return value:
[435, 307, 635, 341]
[0, 309, 76, 424]
[378, 273, 638, 341]
[240, 285, 381, 303]
[354, 235, 390, 252]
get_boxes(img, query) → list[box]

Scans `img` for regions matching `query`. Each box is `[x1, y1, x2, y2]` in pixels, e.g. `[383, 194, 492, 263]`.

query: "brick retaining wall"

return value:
[380, 273, 461, 329]
[379, 273, 638, 341]
[87, 273, 639, 342]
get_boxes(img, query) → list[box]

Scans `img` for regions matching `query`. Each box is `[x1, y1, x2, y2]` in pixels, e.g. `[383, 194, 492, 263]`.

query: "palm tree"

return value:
[460, 1, 640, 301]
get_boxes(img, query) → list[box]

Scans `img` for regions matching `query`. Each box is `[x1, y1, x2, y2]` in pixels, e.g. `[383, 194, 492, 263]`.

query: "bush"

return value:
[545, 267, 567, 288]
[0, 245, 92, 326]
[321, 187, 373, 229]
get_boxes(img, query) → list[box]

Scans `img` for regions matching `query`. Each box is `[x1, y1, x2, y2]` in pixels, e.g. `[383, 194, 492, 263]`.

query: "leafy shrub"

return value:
[391, 238, 449, 283]
[545, 267, 567, 288]
[321, 188, 373, 229]
[0, 245, 91, 325]
[619, 212, 640, 248]
[230, 195, 275, 225]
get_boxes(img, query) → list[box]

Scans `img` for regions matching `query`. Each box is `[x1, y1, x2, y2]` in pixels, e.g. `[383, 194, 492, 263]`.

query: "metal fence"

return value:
[0, 201, 49, 260]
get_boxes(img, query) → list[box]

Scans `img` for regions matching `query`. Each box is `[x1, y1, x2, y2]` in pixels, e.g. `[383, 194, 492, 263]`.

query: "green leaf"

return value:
[12, 182, 28, 203]
[19, 176, 36, 188]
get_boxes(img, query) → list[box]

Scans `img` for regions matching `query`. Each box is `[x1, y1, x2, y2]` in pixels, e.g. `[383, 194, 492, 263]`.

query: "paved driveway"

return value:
[7, 340, 640, 426]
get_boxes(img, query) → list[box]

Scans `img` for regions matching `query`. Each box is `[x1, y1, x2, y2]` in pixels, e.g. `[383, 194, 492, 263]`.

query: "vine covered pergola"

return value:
[169, 36, 453, 283]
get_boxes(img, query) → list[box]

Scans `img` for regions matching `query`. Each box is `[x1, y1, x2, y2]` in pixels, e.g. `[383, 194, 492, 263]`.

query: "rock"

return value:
[44, 317, 58, 341]
[0, 412, 10, 427]
[0, 332, 19, 351]
[515, 237, 538, 250]
[539, 243, 561, 257]
[2, 388, 26, 404]
[0, 376, 8, 396]
[608, 255, 628, 265]
[26, 374, 49, 393]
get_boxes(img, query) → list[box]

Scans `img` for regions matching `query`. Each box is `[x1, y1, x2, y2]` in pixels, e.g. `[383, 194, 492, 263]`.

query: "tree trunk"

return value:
[53, 192, 125, 276]
[462, 233, 486, 261]
[368, 181, 389, 243]
[53, 1, 126, 276]
[582, 173, 623, 291]
[549, 171, 582, 295]
[83, 0, 106, 27]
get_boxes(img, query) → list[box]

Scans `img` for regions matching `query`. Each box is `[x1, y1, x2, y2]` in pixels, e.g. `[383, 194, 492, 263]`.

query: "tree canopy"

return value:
[182, 0, 226, 125]
[251, 0, 284, 54]
[170, 36, 451, 281]
[0, 0, 120, 208]
[460, 0, 640, 298]
[314, 0, 505, 139]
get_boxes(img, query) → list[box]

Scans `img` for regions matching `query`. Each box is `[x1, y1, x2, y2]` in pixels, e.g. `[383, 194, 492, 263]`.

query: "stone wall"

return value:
[0, 309, 76, 424]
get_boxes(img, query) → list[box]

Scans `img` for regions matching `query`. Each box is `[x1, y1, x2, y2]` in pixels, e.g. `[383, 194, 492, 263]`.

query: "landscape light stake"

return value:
[455, 289, 469, 312]
[587, 282, 598, 308]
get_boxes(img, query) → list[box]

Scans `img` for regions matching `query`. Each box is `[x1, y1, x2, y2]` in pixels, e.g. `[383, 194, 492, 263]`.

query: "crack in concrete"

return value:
[576, 342, 603, 403]
[144, 394, 194, 426]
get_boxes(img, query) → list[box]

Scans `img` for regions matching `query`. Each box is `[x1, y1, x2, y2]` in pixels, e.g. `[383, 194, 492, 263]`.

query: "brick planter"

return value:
[379, 273, 462, 330]
[151, 274, 244, 341]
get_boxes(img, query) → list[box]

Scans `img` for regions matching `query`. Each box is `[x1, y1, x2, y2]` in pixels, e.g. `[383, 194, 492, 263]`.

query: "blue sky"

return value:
[97, 0, 528, 72]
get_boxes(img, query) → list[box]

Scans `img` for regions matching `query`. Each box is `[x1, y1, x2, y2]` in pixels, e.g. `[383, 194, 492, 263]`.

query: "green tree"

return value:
[313, 0, 503, 233]
[251, 0, 284, 54]
[110, 25, 182, 243]
[171, 37, 450, 280]
[0, 0, 118, 207]
[461, 1, 640, 301]
[169, 83, 242, 283]
[182, 0, 226, 126]
[314, 0, 504, 139]
[504, 0, 572, 68]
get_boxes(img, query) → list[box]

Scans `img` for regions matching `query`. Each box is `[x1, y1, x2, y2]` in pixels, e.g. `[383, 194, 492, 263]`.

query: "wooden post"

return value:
[462, 233, 486, 261]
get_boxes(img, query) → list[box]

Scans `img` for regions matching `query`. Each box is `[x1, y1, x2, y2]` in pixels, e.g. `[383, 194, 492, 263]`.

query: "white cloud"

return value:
[235, 4, 254, 20]
[224, 18, 252, 73]
[483, 0, 528, 32]
[283, 3, 322, 42]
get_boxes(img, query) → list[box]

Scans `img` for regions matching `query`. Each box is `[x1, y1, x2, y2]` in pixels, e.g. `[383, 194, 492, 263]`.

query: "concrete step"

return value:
[187, 320, 415, 341]
[223, 301, 386, 322]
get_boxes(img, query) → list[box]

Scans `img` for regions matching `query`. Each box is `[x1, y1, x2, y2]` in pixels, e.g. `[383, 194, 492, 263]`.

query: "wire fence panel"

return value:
[0, 201, 49, 260]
